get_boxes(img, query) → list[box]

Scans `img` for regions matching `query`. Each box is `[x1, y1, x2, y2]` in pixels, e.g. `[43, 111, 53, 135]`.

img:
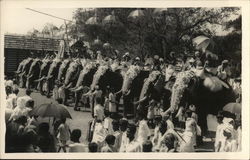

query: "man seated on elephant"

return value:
[217, 60, 232, 81]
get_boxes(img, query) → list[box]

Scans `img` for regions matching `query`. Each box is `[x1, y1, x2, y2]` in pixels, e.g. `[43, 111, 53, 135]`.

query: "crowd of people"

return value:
[4, 48, 242, 153]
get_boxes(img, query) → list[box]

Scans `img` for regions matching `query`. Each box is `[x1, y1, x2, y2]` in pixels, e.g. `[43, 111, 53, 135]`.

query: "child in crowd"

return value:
[103, 111, 114, 135]
[101, 135, 117, 152]
[214, 112, 224, 152]
[57, 118, 71, 152]
[179, 109, 197, 152]
[142, 140, 153, 152]
[88, 142, 98, 152]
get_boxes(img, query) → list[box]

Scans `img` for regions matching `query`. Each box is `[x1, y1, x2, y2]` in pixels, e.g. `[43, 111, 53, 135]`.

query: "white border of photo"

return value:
[0, 0, 249, 159]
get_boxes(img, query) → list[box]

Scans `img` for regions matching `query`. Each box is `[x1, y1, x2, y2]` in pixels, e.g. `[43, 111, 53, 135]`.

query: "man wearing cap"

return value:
[217, 60, 231, 81]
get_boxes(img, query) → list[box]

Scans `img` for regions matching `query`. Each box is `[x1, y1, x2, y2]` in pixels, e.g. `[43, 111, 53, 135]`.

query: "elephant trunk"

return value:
[169, 71, 195, 113]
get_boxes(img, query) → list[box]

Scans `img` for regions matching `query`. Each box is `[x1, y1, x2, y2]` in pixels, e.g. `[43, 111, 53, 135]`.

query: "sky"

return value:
[3, 8, 76, 34]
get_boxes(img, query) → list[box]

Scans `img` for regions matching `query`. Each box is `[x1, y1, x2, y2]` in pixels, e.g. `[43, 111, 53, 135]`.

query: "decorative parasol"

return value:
[192, 36, 210, 52]
[103, 42, 111, 49]
[223, 102, 241, 114]
[102, 11, 119, 25]
[30, 103, 72, 119]
[85, 16, 98, 25]
[128, 9, 145, 20]
[153, 8, 168, 15]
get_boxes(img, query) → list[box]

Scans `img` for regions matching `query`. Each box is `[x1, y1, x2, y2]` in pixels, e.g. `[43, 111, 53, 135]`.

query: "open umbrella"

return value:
[102, 11, 119, 26]
[192, 36, 210, 52]
[30, 103, 72, 119]
[128, 9, 145, 20]
[223, 102, 241, 114]
[85, 16, 98, 25]
[153, 8, 168, 15]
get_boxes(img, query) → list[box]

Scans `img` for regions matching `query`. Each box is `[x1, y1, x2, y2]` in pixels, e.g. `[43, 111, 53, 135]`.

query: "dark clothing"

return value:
[37, 133, 56, 152]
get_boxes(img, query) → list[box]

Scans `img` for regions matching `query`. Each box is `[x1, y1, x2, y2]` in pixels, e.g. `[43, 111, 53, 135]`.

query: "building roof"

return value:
[4, 34, 63, 51]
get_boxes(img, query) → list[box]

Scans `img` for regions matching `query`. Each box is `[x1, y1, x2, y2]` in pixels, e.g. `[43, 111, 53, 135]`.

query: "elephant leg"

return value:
[74, 91, 82, 108]
[46, 80, 52, 98]
[63, 89, 69, 105]
[197, 109, 208, 137]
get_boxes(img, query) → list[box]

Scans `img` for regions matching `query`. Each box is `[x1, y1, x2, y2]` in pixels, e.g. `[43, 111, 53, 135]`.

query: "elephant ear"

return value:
[203, 76, 229, 92]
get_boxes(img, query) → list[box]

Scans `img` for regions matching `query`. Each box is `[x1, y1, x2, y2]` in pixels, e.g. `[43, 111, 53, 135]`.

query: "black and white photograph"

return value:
[0, 0, 249, 159]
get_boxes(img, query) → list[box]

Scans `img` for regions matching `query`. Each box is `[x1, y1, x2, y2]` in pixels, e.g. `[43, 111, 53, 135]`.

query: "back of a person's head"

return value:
[164, 133, 176, 149]
[127, 123, 137, 134]
[185, 109, 193, 118]
[5, 86, 12, 94]
[70, 129, 82, 142]
[95, 97, 102, 104]
[119, 119, 128, 132]
[26, 99, 34, 108]
[38, 123, 50, 134]
[88, 142, 98, 152]
[13, 88, 19, 95]
[104, 110, 110, 117]
[142, 140, 153, 152]
[26, 89, 32, 96]
[57, 98, 63, 104]
[15, 115, 27, 125]
[61, 118, 66, 124]
[112, 120, 120, 131]
[105, 135, 116, 145]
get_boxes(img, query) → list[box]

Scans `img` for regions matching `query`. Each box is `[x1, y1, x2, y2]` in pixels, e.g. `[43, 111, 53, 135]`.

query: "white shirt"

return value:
[137, 120, 151, 143]
[108, 93, 117, 112]
[94, 104, 104, 121]
[68, 143, 88, 152]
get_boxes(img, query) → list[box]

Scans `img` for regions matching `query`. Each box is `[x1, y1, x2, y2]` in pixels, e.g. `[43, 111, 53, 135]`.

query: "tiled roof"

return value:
[4, 34, 63, 51]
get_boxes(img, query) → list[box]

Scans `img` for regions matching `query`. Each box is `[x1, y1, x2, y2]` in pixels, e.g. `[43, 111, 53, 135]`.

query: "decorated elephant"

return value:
[87, 64, 123, 114]
[60, 60, 83, 104]
[135, 70, 170, 118]
[164, 69, 237, 135]
[18, 57, 34, 88]
[25, 58, 42, 89]
[57, 58, 72, 82]
[35, 58, 52, 94]
[44, 59, 62, 97]
[121, 65, 150, 117]
[70, 62, 98, 109]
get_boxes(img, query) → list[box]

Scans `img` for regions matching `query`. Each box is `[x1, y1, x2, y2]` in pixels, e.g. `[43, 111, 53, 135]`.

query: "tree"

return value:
[69, 7, 240, 60]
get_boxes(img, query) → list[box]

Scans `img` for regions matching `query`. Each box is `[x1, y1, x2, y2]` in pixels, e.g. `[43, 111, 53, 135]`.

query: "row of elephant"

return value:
[16, 57, 237, 135]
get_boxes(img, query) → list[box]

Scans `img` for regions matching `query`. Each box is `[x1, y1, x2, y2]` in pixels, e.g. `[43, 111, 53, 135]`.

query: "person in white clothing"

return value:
[220, 124, 237, 152]
[137, 116, 151, 144]
[68, 129, 88, 152]
[214, 113, 224, 152]
[124, 124, 142, 152]
[179, 110, 197, 152]
[94, 97, 104, 121]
